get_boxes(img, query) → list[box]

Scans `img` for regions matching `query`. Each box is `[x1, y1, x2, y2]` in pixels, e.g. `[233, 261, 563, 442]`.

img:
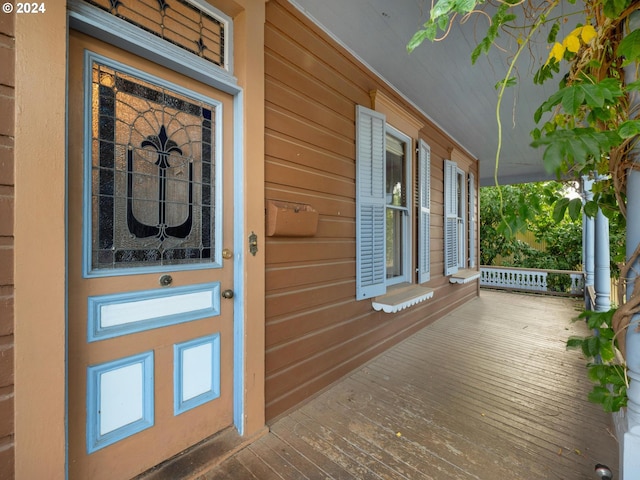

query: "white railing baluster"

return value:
[480, 266, 583, 296]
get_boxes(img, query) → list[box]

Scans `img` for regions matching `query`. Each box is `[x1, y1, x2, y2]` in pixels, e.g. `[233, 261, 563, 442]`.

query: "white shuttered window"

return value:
[356, 105, 432, 300]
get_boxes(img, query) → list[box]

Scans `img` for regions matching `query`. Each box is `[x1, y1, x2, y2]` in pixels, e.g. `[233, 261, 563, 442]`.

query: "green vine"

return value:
[408, 0, 640, 412]
[567, 308, 628, 412]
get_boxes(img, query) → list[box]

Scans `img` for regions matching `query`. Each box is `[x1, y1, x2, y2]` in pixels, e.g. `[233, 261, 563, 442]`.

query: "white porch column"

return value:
[582, 176, 595, 309]
[594, 183, 611, 312]
[621, 11, 640, 479]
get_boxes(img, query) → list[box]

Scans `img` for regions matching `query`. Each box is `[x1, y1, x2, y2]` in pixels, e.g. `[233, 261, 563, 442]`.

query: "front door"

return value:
[67, 30, 236, 479]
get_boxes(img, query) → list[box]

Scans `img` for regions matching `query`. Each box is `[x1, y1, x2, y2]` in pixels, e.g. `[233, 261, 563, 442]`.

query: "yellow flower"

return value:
[581, 25, 597, 43]
[546, 42, 566, 65]
[563, 34, 581, 53]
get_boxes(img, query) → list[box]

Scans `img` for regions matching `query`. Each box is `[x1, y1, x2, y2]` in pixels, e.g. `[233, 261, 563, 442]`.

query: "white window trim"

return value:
[385, 126, 412, 287]
[457, 168, 467, 270]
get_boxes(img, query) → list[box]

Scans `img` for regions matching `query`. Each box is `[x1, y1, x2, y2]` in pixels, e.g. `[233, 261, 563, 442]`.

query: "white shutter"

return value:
[356, 105, 386, 300]
[444, 160, 459, 276]
[418, 139, 431, 284]
[468, 172, 476, 268]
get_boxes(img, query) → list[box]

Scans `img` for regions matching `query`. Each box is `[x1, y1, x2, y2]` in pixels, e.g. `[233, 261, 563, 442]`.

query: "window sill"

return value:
[372, 284, 434, 313]
[449, 268, 481, 284]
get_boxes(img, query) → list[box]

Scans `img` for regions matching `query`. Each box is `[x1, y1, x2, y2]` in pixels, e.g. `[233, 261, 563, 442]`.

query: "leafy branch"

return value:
[567, 308, 628, 412]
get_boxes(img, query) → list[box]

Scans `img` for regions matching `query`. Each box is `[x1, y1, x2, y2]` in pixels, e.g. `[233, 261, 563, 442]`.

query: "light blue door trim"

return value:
[174, 334, 221, 415]
[87, 282, 221, 342]
[67, 2, 246, 472]
[86, 351, 155, 453]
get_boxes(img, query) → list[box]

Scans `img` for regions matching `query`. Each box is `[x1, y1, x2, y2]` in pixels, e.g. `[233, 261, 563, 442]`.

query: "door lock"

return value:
[221, 289, 234, 299]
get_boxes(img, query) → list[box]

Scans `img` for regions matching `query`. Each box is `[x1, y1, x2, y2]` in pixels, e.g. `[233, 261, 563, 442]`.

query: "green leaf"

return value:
[599, 340, 615, 362]
[452, 0, 478, 14]
[617, 29, 640, 65]
[547, 22, 560, 43]
[580, 84, 605, 108]
[584, 200, 598, 218]
[561, 86, 585, 115]
[538, 89, 565, 116]
[619, 120, 640, 139]
[602, 0, 629, 19]
[588, 385, 610, 404]
[407, 25, 437, 52]
[437, 14, 449, 31]
[566, 336, 585, 350]
[605, 367, 627, 386]
[587, 364, 607, 382]
[583, 335, 600, 358]
[599, 78, 624, 99]
[431, 0, 454, 18]
[553, 197, 569, 223]
[495, 76, 517, 90]
[626, 79, 640, 92]
[542, 142, 565, 174]
[567, 198, 582, 221]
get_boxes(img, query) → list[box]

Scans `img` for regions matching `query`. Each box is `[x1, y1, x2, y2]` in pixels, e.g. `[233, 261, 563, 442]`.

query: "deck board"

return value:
[198, 291, 619, 479]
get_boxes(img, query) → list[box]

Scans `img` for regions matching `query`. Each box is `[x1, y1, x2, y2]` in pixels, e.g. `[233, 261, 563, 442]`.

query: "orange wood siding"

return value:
[0, 10, 14, 480]
[265, 0, 479, 421]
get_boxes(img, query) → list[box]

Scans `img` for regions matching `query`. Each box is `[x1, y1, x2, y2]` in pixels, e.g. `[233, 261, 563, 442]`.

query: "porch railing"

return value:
[480, 265, 584, 296]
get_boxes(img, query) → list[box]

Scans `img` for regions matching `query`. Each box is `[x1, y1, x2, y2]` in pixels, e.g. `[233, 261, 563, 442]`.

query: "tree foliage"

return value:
[480, 182, 585, 291]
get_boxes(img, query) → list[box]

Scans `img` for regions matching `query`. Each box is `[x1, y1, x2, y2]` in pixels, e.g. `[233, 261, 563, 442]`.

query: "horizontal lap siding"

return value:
[265, 0, 478, 421]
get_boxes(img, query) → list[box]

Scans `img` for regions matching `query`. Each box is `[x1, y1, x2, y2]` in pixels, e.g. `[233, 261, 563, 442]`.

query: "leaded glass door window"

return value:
[89, 58, 222, 273]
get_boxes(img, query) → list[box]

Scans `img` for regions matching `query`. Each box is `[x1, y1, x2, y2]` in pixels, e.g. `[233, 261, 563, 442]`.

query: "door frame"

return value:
[15, 1, 266, 477]
[68, 0, 246, 456]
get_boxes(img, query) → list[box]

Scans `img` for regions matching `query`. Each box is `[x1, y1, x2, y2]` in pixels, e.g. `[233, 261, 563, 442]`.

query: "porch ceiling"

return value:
[290, 0, 577, 186]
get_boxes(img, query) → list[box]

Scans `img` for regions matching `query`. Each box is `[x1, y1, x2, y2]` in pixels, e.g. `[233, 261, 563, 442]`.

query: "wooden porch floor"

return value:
[199, 290, 619, 480]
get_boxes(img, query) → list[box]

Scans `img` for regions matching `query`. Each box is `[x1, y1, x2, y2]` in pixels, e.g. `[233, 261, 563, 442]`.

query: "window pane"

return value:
[386, 208, 404, 279]
[385, 134, 406, 207]
[90, 61, 218, 270]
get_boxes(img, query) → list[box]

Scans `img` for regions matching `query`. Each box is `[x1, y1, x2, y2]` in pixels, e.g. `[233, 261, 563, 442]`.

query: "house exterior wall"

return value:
[0, 9, 14, 480]
[264, 0, 479, 422]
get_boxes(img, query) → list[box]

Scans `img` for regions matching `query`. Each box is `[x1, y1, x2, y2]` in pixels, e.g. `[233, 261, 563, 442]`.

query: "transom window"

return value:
[83, 0, 229, 70]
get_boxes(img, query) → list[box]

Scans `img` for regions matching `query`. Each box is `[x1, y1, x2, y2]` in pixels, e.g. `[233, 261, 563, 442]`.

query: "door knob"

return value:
[222, 289, 234, 299]
[222, 248, 233, 259]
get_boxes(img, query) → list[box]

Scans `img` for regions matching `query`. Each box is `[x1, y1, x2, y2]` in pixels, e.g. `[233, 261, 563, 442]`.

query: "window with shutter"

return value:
[418, 139, 431, 284]
[468, 172, 476, 268]
[443, 160, 458, 276]
[356, 105, 433, 303]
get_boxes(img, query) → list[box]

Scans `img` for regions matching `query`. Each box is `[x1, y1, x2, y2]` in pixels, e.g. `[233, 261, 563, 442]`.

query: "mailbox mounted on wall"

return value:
[266, 199, 319, 237]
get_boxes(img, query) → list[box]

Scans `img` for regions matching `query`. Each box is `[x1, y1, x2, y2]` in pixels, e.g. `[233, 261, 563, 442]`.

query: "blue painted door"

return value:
[67, 31, 235, 480]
